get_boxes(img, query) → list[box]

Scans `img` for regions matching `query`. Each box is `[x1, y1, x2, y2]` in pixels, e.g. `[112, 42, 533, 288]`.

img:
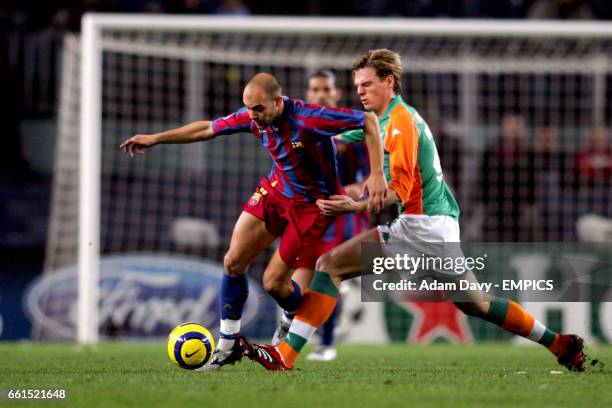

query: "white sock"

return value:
[218, 319, 241, 352]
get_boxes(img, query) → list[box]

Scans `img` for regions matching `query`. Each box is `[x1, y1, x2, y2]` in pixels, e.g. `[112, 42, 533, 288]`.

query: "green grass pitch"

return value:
[0, 342, 610, 407]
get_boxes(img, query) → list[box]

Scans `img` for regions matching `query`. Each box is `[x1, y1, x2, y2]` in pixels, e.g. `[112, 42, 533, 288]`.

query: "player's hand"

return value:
[316, 195, 364, 216]
[343, 183, 364, 200]
[363, 172, 388, 213]
[119, 134, 157, 158]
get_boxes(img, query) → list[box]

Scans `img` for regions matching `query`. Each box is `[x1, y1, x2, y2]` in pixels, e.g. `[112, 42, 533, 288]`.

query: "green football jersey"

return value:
[339, 96, 459, 219]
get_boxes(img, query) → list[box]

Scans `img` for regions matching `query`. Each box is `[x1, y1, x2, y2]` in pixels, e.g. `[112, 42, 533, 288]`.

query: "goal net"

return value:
[43, 15, 612, 343]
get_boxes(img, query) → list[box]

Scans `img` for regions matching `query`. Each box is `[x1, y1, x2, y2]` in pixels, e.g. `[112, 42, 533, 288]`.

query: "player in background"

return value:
[271, 70, 371, 361]
[241, 50, 587, 372]
[120, 73, 388, 369]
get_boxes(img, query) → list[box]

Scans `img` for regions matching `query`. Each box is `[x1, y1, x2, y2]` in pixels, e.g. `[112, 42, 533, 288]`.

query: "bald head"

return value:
[245, 73, 282, 99]
[243, 73, 284, 128]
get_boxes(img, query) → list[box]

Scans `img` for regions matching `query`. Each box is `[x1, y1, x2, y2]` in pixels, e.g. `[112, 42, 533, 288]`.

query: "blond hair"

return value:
[352, 49, 403, 95]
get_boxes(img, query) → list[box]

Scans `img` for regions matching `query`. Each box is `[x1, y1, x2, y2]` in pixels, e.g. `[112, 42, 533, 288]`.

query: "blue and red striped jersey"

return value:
[211, 97, 366, 202]
[336, 141, 370, 186]
[323, 141, 371, 243]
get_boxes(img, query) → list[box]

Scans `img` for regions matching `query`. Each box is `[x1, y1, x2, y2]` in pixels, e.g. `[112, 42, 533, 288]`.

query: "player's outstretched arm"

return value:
[362, 112, 387, 212]
[119, 120, 214, 158]
[316, 189, 400, 216]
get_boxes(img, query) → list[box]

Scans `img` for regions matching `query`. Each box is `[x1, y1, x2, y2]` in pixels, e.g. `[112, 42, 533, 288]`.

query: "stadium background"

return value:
[1, 1, 611, 347]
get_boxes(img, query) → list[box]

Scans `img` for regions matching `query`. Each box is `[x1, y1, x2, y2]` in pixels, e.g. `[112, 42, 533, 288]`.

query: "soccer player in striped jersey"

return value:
[120, 73, 388, 369]
[241, 50, 587, 372]
[270, 70, 371, 361]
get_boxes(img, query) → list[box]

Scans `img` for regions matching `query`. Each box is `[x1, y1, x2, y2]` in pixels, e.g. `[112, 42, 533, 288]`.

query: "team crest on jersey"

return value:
[248, 192, 262, 206]
[291, 141, 304, 149]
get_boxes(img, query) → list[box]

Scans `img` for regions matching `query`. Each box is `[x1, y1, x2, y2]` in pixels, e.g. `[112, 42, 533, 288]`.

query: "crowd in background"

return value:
[1, 0, 611, 33]
[475, 117, 611, 241]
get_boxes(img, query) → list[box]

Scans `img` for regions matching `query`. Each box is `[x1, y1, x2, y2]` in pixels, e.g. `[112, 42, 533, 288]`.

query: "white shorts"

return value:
[376, 214, 466, 277]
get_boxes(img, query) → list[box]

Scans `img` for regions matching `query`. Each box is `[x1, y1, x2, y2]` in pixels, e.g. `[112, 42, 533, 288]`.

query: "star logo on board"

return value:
[401, 301, 472, 343]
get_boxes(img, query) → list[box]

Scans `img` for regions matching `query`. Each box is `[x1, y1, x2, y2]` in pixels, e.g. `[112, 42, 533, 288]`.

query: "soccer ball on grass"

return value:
[167, 323, 215, 369]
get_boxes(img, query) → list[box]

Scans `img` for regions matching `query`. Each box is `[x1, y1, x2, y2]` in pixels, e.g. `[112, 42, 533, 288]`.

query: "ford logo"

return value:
[25, 254, 262, 339]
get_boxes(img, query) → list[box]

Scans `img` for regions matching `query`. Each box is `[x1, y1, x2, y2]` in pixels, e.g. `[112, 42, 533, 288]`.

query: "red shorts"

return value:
[242, 178, 333, 269]
[308, 212, 370, 265]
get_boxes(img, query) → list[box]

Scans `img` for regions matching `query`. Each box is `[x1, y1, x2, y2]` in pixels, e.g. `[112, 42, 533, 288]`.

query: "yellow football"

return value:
[167, 323, 215, 369]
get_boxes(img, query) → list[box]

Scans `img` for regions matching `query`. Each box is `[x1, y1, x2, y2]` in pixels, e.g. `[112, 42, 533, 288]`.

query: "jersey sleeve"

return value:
[386, 112, 420, 204]
[211, 107, 252, 136]
[302, 105, 366, 137]
[338, 129, 365, 144]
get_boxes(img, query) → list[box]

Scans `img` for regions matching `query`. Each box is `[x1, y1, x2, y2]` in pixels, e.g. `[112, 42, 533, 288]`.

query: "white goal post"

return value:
[77, 14, 612, 344]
